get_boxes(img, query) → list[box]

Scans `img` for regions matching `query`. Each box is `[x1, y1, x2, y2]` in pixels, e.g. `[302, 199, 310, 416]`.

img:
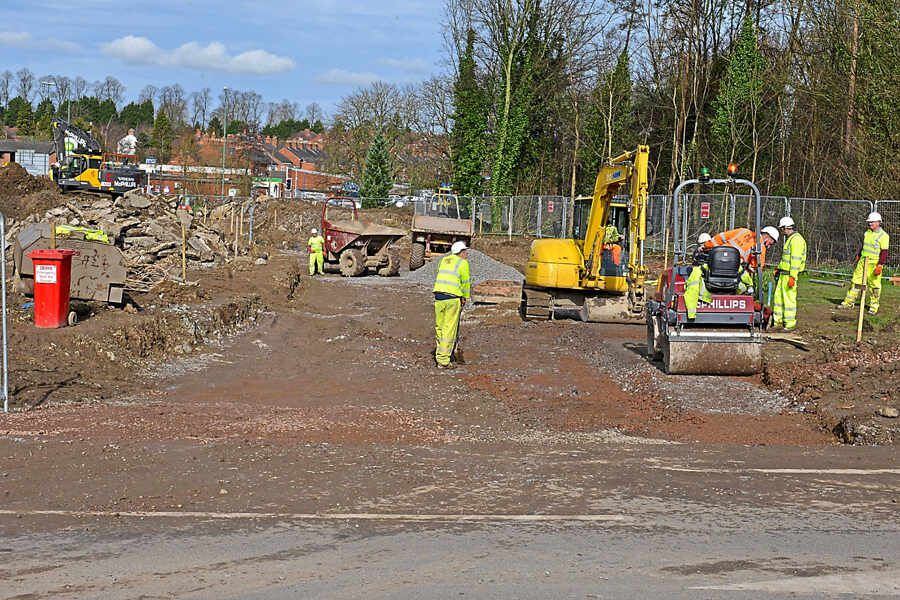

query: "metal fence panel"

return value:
[788, 198, 874, 269]
[874, 200, 898, 270]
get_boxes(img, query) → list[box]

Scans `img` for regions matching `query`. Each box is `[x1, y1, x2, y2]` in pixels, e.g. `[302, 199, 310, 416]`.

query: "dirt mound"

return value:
[763, 336, 899, 444]
[0, 163, 58, 219]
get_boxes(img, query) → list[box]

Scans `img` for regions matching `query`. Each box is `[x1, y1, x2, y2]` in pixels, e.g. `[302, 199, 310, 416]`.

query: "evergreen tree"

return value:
[207, 115, 223, 135]
[34, 97, 54, 138]
[15, 100, 33, 135]
[450, 28, 488, 197]
[711, 18, 767, 171]
[5, 96, 29, 126]
[153, 110, 174, 162]
[360, 131, 393, 205]
[582, 49, 636, 190]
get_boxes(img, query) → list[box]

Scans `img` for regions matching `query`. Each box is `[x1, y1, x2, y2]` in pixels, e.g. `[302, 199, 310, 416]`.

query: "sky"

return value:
[1, 0, 446, 115]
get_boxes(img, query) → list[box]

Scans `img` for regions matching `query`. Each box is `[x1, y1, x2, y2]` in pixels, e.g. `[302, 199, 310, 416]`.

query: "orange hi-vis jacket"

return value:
[702, 228, 767, 269]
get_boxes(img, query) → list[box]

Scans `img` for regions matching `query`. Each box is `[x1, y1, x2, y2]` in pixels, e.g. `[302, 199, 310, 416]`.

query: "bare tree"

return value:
[15, 68, 35, 101]
[95, 76, 125, 106]
[0, 70, 11, 107]
[49, 75, 72, 107]
[266, 99, 298, 126]
[305, 102, 325, 125]
[72, 77, 89, 100]
[159, 84, 188, 125]
[139, 84, 159, 106]
[189, 87, 211, 129]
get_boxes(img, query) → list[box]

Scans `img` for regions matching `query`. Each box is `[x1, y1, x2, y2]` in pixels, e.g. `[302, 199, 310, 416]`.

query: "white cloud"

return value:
[0, 31, 32, 47]
[379, 57, 429, 74]
[316, 68, 382, 87]
[0, 30, 80, 53]
[101, 35, 295, 75]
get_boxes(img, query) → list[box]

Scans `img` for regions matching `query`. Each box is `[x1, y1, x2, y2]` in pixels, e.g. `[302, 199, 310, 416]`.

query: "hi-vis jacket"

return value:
[432, 254, 471, 299]
[703, 228, 767, 268]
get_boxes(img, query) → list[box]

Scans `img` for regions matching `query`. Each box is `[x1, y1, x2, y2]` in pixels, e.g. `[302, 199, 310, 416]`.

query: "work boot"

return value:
[437, 363, 456, 371]
[838, 302, 853, 309]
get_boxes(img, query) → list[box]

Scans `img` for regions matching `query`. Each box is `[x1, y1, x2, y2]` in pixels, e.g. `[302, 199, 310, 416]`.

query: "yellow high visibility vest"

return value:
[777, 232, 807, 276]
[433, 254, 471, 299]
[861, 228, 889, 260]
[308, 235, 325, 253]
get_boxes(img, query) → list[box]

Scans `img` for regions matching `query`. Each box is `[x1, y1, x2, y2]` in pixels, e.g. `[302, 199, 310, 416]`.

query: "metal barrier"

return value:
[874, 200, 899, 270]
[788, 198, 875, 270]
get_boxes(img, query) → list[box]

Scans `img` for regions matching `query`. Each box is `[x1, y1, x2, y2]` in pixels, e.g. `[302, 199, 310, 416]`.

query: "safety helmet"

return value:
[778, 216, 795, 228]
[697, 232, 712, 244]
[451, 241, 468, 255]
[866, 212, 882, 223]
[311, 228, 318, 234]
[762, 226, 780, 242]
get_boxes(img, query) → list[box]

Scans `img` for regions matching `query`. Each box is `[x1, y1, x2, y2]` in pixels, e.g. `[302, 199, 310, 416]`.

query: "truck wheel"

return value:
[378, 248, 401, 277]
[409, 242, 426, 271]
[339, 249, 366, 277]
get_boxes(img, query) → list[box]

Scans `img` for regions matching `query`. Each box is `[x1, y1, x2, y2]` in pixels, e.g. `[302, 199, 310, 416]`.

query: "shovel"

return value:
[451, 300, 466, 364]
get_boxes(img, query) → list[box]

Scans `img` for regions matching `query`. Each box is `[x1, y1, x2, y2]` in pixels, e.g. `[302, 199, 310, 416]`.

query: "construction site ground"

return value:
[1, 198, 898, 598]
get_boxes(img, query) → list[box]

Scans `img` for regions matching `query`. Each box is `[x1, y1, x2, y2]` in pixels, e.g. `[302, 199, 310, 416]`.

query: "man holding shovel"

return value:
[433, 241, 471, 369]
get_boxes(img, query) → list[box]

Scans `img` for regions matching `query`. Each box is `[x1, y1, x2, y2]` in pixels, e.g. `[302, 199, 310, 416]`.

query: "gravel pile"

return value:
[401, 249, 523, 286]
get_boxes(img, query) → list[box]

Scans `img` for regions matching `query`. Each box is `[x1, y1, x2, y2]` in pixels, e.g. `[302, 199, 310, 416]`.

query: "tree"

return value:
[207, 115, 223, 136]
[34, 97, 55, 138]
[0, 70, 11, 108]
[710, 18, 767, 179]
[582, 48, 636, 189]
[190, 88, 211, 129]
[5, 96, 29, 126]
[15, 100, 34, 135]
[360, 131, 394, 204]
[120, 99, 154, 128]
[450, 28, 488, 196]
[153, 110, 174, 162]
[95, 76, 125, 106]
[15, 68, 35, 102]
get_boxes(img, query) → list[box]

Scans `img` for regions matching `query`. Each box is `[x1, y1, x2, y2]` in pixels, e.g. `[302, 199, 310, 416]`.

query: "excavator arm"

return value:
[52, 118, 102, 163]
[582, 145, 650, 309]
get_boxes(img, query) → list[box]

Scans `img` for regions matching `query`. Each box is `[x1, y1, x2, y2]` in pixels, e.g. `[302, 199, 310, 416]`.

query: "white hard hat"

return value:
[762, 226, 780, 242]
[451, 241, 468, 255]
[779, 216, 795, 228]
[697, 232, 712, 244]
[311, 228, 318, 234]
[867, 211, 882, 223]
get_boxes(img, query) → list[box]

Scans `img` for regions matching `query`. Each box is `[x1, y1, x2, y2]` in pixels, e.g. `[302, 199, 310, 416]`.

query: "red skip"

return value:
[28, 249, 79, 328]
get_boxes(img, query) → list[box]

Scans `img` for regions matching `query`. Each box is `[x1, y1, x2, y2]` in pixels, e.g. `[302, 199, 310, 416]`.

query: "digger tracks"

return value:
[522, 287, 553, 321]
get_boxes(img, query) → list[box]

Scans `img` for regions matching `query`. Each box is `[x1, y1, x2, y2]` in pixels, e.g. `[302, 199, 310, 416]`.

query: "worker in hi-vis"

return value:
[307, 228, 325, 276]
[772, 216, 807, 331]
[841, 212, 890, 315]
[432, 241, 471, 369]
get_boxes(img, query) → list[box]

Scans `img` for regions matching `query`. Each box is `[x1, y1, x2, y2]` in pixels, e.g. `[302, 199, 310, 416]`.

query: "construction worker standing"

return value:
[841, 212, 890, 315]
[307, 228, 325, 276]
[773, 217, 807, 331]
[433, 241, 471, 369]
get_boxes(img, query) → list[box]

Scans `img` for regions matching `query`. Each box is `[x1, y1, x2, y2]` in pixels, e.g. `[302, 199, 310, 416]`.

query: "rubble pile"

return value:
[6, 191, 231, 287]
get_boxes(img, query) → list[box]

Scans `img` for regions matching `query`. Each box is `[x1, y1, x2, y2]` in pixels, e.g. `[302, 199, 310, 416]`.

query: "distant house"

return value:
[0, 140, 55, 176]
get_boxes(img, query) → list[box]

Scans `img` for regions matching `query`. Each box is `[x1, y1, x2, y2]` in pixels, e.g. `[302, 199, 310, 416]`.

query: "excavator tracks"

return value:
[521, 288, 553, 321]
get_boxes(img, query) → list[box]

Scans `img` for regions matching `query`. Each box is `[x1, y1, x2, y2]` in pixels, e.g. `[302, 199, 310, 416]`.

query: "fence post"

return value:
[1, 213, 8, 413]
[537, 196, 543, 238]
[508, 197, 513, 240]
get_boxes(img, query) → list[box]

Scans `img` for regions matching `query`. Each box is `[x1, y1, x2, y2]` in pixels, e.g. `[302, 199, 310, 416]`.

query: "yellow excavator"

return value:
[521, 145, 649, 322]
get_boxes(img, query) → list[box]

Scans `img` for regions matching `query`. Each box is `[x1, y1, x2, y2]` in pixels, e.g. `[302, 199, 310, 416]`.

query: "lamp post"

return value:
[221, 86, 229, 200]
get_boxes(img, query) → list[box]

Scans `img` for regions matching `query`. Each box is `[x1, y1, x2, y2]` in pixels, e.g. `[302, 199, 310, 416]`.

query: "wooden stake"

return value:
[50, 220, 56, 249]
[181, 221, 187, 283]
[274, 208, 278, 228]
[856, 257, 868, 343]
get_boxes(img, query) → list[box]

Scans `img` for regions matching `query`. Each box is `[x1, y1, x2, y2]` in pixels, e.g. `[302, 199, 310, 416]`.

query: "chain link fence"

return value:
[165, 191, 895, 274]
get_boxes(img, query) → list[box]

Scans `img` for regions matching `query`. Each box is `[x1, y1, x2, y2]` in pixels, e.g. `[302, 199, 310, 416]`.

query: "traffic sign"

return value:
[547, 200, 555, 213]
[700, 202, 711, 219]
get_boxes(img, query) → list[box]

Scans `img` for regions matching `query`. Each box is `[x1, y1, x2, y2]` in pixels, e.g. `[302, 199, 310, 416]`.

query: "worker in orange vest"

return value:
[702, 226, 780, 271]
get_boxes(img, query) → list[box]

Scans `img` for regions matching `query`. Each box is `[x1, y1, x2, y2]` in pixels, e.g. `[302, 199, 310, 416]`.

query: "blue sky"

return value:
[1, 0, 446, 114]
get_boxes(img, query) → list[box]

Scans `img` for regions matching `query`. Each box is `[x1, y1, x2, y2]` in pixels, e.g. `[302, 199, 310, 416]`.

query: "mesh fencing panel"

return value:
[874, 201, 898, 271]
[788, 198, 874, 269]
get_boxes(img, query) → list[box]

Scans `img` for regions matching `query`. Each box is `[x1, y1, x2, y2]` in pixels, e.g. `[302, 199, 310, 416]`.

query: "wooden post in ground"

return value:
[181, 221, 187, 282]
[856, 257, 868, 343]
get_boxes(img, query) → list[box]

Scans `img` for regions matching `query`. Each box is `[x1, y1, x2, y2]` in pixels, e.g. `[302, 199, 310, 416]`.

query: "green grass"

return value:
[793, 272, 900, 335]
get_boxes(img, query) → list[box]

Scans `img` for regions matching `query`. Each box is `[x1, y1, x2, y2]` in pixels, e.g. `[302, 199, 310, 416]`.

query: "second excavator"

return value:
[522, 145, 649, 322]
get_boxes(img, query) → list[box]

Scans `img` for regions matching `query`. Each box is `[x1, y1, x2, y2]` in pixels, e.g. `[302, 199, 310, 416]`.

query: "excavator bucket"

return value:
[662, 329, 763, 375]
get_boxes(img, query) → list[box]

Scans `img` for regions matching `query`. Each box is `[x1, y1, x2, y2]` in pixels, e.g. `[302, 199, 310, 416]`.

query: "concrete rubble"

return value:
[5, 192, 231, 284]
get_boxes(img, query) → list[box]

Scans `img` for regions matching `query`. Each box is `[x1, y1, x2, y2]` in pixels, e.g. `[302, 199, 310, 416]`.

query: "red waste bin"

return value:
[27, 249, 79, 328]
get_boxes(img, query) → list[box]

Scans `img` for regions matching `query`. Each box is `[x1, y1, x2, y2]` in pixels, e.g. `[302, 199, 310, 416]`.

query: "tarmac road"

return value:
[1, 275, 898, 598]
